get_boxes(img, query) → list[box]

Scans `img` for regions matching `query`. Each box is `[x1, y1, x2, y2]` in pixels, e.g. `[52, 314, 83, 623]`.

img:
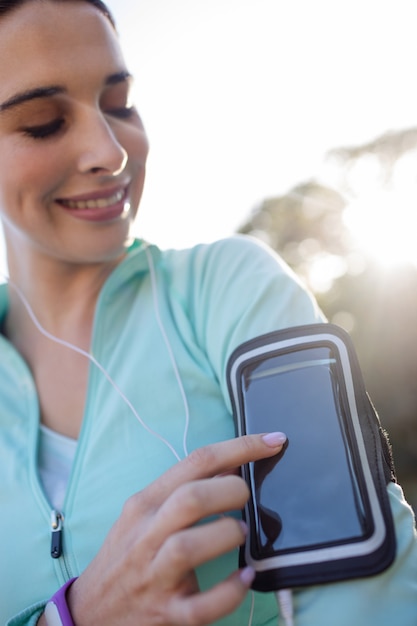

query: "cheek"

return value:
[0, 147, 26, 213]
[0, 145, 63, 226]
[125, 125, 149, 166]
[0, 144, 43, 192]
[123, 127, 149, 205]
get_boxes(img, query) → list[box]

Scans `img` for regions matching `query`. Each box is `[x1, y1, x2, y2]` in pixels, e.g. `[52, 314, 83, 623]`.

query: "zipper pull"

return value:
[50, 510, 63, 559]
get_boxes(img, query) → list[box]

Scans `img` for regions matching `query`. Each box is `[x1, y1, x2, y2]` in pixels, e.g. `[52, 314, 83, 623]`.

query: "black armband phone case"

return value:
[227, 323, 396, 591]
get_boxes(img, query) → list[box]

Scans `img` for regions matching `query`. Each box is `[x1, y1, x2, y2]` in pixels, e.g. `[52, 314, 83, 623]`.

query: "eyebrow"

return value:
[0, 86, 65, 112]
[0, 71, 132, 113]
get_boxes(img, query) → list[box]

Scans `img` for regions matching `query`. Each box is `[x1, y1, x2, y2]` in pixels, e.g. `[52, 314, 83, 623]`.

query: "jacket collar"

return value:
[0, 239, 162, 328]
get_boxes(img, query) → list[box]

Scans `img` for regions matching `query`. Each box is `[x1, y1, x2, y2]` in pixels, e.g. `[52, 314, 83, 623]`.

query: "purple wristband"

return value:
[45, 578, 78, 626]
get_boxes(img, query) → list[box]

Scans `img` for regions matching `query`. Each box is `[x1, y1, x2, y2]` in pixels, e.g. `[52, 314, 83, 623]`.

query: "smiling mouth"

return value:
[58, 188, 125, 210]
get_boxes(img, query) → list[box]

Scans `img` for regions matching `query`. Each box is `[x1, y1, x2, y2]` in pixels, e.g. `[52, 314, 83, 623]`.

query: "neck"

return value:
[1, 239, 127, 438]
[4, 254, 122, 351]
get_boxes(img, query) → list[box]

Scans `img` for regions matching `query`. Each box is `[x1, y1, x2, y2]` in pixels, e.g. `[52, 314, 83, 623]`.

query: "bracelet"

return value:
[44, 578, 78, 626]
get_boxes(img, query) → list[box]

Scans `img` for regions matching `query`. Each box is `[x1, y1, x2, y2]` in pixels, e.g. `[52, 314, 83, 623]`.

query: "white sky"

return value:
[105, 0, 417, 249]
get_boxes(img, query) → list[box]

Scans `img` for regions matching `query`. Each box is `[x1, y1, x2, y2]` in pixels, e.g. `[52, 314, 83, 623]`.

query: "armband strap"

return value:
[44, 578, 78, 626]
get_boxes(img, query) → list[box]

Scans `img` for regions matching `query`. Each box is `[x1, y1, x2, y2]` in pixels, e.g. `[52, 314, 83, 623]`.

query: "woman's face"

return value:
[0, 0, 149, 267]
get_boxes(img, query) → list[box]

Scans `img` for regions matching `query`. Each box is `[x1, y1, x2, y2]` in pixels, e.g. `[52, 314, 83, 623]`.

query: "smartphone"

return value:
[227, 324, 395, 591]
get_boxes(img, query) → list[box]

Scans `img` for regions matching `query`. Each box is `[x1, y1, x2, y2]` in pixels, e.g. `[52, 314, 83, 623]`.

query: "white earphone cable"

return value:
[276, 589, 294, 626]
[1, 269, 183, 462]
[0, 254, 258, 626]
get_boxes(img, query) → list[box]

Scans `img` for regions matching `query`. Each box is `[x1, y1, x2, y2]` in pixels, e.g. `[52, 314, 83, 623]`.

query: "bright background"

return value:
[0, 0, 416, 506]
[0, 0, 415, 268]
[104, 0, 417, 250]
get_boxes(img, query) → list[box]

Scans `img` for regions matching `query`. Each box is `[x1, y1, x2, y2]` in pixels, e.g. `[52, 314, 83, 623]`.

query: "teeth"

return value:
[64, 189, 124, 210]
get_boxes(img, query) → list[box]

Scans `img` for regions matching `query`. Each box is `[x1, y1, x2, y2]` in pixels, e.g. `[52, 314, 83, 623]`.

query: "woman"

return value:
[0, 1, 415, 625]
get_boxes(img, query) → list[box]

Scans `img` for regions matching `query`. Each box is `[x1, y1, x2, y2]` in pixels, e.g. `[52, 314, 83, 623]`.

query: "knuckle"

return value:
[121, 489, 155, 521]
[176, 481, 205, 517]
[182, 603, 205, 626]
[164, 532, 192, 568]
[186, 445, 217, 472]
[220, 473, 250, 504]
[239, 434, 256, 454]
[121, 492, 141, 518]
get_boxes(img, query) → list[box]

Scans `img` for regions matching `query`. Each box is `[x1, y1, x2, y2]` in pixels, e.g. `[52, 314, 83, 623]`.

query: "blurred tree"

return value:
[328, 126, 417, 183]
[238, 127, 417, 511]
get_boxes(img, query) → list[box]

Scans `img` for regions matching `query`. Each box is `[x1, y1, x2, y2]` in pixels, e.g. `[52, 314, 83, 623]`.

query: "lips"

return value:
[61, 188, 125, 210]
[57, 186, 127, 210]
[55, 185, 131, 222]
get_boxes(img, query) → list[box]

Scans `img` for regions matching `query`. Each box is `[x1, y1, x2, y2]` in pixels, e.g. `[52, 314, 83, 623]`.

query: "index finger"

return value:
[144, 432, 287, 506]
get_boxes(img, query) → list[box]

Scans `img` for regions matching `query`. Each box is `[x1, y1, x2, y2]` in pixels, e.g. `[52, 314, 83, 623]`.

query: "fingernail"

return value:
[239, 520, 248, 535]
[240, 566, 256, 586]
[262, 432, 287, 447]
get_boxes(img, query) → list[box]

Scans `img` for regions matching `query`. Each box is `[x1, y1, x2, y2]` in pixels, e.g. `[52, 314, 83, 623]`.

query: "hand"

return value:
[63, 432, 286, 626]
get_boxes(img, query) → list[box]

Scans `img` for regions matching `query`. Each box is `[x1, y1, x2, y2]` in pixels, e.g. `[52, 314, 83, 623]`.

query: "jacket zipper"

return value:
[50, 510, 64, 559]
[48, 508, 72, 579]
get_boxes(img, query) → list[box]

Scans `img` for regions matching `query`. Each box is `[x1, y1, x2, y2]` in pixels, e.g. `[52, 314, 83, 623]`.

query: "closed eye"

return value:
[106, 106, 135, 119]
[22, 118, 65, 140]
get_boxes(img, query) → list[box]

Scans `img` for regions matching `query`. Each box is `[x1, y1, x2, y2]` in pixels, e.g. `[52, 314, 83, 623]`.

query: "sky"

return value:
[104, 0, 417, 249]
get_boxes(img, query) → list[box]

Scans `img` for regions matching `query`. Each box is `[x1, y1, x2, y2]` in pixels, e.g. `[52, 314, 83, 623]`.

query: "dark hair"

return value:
[0, 0, 115, 27]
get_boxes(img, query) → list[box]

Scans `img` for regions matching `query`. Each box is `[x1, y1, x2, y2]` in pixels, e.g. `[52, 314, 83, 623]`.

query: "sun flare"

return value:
[342, 151, 417, 269]
[343, 191, 417, 268]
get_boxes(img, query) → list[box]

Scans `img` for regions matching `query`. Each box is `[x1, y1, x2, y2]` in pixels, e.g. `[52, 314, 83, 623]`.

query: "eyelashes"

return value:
[23, 118, 65, 140]
[107, 106, 135, 119]
[21, 106, 135, 140]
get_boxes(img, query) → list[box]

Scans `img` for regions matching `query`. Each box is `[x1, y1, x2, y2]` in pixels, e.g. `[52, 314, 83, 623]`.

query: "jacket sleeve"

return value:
[6, 603, 44, 626]
[178, 235, 417, 625]
[177, 234, 325, 408]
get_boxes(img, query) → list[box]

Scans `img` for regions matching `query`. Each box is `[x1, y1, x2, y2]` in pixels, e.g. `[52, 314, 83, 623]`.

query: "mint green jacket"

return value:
[1, 237, 416, 625]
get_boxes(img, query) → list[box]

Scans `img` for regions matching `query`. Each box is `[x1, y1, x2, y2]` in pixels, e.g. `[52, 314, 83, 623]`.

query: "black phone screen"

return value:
[240, 345, 369, 558]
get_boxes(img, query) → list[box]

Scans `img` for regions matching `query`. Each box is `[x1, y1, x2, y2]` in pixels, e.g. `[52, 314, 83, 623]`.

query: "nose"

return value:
[77, 108, 128, 176]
